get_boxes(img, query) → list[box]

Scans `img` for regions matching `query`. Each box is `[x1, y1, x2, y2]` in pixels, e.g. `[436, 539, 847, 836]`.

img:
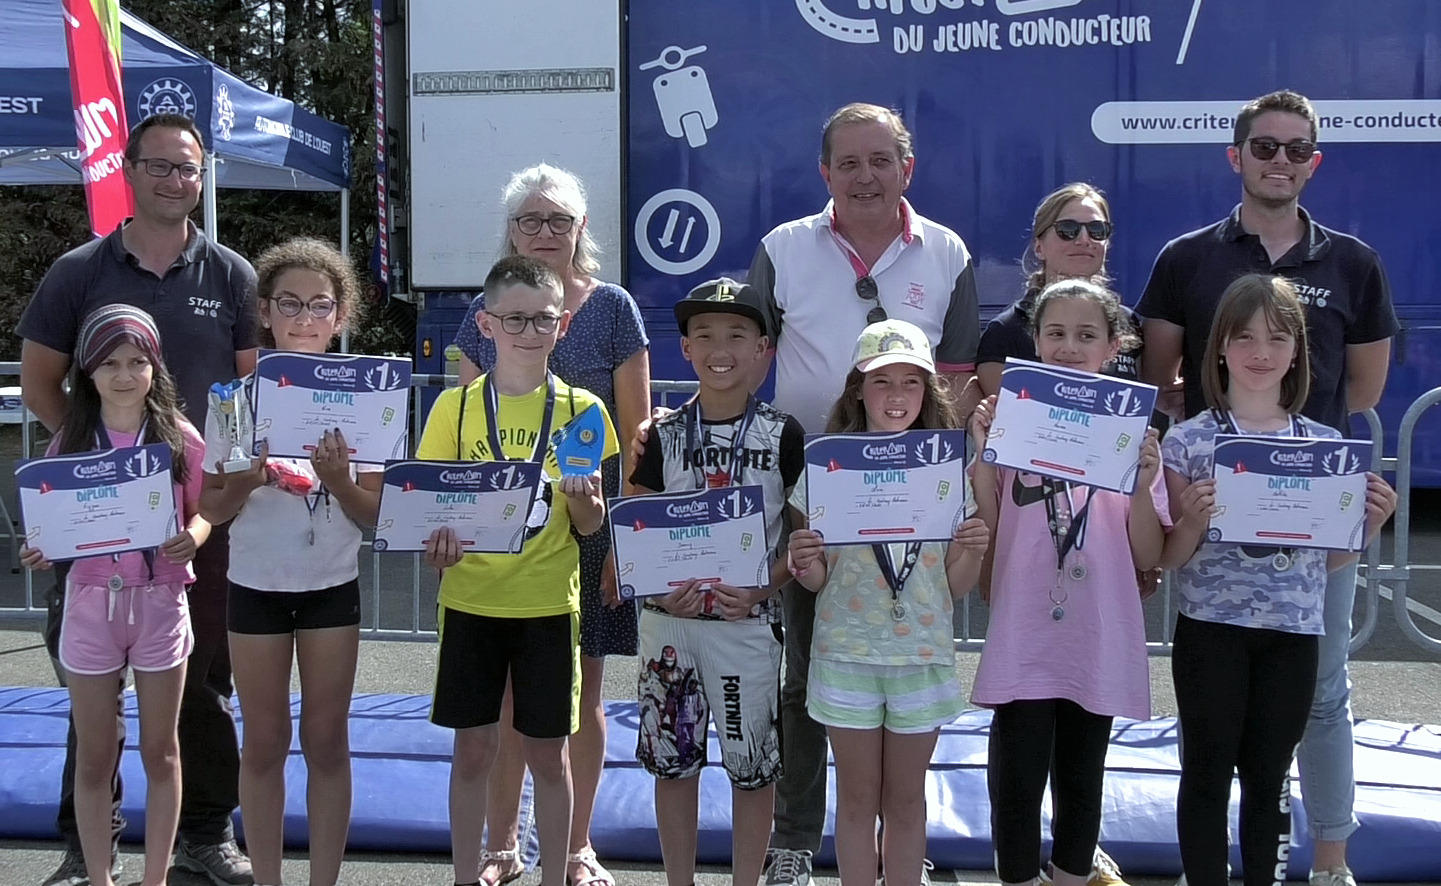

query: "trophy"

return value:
[208, 381, 255, 473]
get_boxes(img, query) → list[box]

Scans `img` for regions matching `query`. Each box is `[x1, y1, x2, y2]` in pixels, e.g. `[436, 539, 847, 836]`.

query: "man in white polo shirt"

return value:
[748, 101, 980, 886]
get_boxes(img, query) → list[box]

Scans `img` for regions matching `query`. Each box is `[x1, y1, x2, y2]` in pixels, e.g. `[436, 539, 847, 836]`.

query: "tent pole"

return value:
[204, 152, 218, 240]
[340, 187, 350, 352]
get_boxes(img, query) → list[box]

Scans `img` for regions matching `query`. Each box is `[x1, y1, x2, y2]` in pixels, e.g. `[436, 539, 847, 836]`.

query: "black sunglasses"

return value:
[1051, 219, 1113, 242]
[1241, 137, 1317, 164]
[855, 275, 886, 324]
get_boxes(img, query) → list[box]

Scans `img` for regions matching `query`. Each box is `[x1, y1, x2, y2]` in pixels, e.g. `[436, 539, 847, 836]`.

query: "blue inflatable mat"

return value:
[1, 689, 1438, 879]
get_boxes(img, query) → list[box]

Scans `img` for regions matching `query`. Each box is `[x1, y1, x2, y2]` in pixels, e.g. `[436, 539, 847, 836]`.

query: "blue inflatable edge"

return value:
[1, 689, 1437, 879]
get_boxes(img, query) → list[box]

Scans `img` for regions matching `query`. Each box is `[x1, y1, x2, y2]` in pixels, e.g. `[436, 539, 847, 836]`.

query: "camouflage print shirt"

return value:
[1161, 410, 1341, 635]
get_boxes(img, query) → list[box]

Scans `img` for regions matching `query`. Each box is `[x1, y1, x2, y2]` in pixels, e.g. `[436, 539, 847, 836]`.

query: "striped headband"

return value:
[76, 303, 165, 374]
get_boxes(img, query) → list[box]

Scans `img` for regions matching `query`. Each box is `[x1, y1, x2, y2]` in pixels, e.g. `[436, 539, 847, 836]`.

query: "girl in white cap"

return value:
[21, 304, 211, 886]
[968, 279, 1167, 886]
[787, 318, 989, 886]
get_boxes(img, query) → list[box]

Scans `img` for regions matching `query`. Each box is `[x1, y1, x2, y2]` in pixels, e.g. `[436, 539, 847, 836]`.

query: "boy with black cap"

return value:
[629, 277, 806, 886]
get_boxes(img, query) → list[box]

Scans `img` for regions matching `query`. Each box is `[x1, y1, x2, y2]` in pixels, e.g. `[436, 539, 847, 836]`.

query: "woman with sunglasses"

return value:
[973, 184, 1142, 886]
[976, 183, 1142, 398]
[452, 163, 650, 886]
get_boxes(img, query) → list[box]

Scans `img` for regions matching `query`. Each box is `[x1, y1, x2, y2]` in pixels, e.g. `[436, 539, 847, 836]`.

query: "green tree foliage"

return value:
[0, 0, 411, 362]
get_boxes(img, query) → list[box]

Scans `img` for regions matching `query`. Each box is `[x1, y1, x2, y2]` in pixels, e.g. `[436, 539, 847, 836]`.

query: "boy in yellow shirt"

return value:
[418, 255, 618, 886]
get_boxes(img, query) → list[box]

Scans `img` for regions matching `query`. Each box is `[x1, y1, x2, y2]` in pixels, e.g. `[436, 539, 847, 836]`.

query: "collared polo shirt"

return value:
[748, 198, 980, 433]
[19, 221, 259, 427]
[1136, 205, 1398, 431]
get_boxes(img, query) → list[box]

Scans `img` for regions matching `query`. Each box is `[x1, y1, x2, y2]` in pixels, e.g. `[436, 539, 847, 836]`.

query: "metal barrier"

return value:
[1386, 390, 1441, 654]
[0, 366, 1434, 656]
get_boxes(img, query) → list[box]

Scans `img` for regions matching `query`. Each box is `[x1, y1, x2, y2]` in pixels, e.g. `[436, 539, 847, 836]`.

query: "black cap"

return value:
[673, 277, 770, 337]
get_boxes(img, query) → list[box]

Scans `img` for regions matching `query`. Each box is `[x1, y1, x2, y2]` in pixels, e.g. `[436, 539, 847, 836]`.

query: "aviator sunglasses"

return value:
[1241, 137, 1317, 164]
[855, 275, 887, 324]
[1050, 219, 1114, 242]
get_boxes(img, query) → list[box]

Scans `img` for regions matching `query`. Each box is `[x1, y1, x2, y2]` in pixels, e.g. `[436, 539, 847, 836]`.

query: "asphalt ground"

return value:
[0, 425, 1438, 884]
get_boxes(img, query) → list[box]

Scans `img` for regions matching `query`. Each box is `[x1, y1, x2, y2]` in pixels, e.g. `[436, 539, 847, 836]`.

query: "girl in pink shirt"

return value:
[969, 279, 1168, 886]
[21, 304, 210, 886]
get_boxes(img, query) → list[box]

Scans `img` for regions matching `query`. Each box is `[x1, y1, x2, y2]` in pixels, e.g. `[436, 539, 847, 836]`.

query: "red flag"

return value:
[63, 0, 133, 237]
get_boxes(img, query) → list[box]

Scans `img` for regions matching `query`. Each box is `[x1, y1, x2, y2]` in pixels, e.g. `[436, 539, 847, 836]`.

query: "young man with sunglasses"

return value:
[20, 113, 258, 886]
[744, 102, 980, 886]
[1137, 89, 1398, 886]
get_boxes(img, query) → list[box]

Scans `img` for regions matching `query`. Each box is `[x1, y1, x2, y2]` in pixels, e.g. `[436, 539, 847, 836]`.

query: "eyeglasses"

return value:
[131, 157, 205, 182]
[270, 296, 336, 318]
[1050, 219, 1114, 242]
[855, 275, 887, 324]
[1241, 137, 1317, 164]
[485, 310, 561, 335]
[512, 214, 575, 236]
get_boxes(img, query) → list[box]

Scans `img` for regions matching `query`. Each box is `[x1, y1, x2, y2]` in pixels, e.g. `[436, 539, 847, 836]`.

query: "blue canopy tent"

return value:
[0, 0, 353, 246]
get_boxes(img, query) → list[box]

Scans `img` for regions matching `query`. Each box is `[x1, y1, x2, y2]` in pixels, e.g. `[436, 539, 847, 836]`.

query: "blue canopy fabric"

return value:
[0, 0, 351, 191]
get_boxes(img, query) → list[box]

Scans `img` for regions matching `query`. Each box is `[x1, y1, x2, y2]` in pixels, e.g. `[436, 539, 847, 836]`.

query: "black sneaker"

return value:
[172, 838, 255, 886]
[41, 845, 120, 886]
[764, 849, 813, 886]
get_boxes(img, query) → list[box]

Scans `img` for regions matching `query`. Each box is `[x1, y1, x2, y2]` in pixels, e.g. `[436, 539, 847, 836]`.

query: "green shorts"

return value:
[807, 658, 963, 734]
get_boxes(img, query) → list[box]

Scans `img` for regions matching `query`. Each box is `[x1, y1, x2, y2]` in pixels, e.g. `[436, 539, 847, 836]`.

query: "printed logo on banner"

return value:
[215, 85, 236, 140]
[639, 45, 719, 149]
[794, 0, 1176, 60]
[138, 78, 197, 118]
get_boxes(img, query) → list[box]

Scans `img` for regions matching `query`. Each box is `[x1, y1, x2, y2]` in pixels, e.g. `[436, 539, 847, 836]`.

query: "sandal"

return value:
[479, 848, 526, 886]
[567, 846, 617, 886]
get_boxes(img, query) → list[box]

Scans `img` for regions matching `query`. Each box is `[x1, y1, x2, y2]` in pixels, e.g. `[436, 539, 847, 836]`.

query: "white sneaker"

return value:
[1310, 867, 1358, 886]
[1089, 848, 1129, 886]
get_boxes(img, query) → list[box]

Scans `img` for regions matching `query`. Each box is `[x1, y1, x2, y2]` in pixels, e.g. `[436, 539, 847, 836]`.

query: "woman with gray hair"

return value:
[452, 163, 650, 886]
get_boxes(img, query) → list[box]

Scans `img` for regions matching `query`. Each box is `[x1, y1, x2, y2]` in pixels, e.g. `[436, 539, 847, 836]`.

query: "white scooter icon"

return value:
[640, 45, 718, 149]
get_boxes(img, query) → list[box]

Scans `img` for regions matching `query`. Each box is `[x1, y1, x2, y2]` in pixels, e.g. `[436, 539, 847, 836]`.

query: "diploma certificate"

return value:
[252, 351, 411, 464]
[15, 444, 178, 561]
[1210, 435, 1372, 551]
[803, 429, 968, 546]
[374, 460, 542, 553]
[982, 358, 1157, 493]
[610, 485, 771, 600]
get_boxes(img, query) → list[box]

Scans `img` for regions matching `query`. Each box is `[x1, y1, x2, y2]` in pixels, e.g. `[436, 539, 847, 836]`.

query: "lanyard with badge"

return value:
[684, 395, 757, 489]
[95, 418, 158, 589]
[1211, 409, 1304, 571]
[455, 372, 557, 463]
[874, 541, 923, 622]
[1042, 478, 1094, 621]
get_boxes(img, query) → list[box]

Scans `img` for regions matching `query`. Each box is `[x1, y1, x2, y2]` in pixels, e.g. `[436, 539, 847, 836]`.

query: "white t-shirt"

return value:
[203, 375, 380, 592]
[748, 199, 981, 433]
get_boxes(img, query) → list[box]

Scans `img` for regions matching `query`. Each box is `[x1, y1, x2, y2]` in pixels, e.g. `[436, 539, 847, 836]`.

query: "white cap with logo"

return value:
[851, 318, 936, 374]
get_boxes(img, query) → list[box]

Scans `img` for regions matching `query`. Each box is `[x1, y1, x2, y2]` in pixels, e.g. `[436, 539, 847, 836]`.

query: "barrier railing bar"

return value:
[2, 370, 1435, 655]
[1391, 388, 1441, 653]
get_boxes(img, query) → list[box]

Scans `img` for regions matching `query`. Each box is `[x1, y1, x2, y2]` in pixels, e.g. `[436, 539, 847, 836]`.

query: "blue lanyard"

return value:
[684, 395, 757, 488]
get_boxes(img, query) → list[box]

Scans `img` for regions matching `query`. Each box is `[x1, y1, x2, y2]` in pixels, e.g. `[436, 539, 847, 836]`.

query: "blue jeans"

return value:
[1295, 560, 1361, 842]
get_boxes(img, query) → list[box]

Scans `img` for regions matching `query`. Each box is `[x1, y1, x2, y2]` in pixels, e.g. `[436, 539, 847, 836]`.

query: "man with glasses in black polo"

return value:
[20, 113, 258, 886]
[744, 101, 980, 886]
[1137, 89, 1398, 886]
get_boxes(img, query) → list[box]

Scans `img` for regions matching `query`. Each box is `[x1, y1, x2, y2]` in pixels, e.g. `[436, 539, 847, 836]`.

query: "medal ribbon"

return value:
[95, 418, 158, 582]
[481, 372, 556, 464]
[1042, 478, 1093, 572]
[1211, 409, 1301, 567]
[872, 542, 923, 603]
[684, 395, 757, 488]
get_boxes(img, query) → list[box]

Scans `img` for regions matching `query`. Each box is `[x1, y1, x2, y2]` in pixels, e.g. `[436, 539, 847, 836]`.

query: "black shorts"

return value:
[431, 608, 580, 739]
[227, 579, 361, 634]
